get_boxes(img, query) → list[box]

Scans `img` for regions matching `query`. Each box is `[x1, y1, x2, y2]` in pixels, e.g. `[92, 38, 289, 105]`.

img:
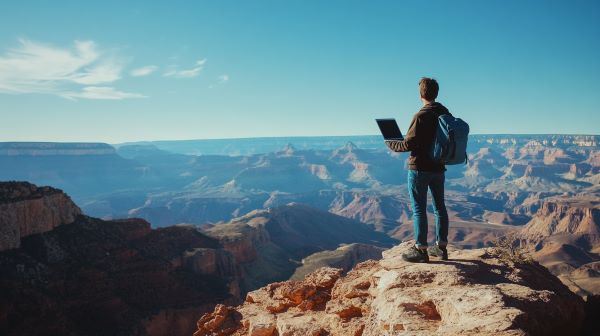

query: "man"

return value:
[386, 77, 450, 262]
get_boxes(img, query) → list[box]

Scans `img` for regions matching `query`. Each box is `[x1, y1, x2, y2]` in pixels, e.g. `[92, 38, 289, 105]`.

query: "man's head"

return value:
[419, 77, 439, 103]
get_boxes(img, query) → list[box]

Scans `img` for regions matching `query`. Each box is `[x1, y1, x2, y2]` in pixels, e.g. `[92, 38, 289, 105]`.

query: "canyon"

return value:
[1, 134, 599, 334]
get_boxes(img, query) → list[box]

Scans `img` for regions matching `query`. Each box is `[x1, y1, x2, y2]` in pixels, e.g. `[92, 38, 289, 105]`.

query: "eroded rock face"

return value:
[217, 224, 269, 263]
[0, 181, 81, 251]
[0, 214, 242, 336]
[517, 196, 600, 296]
[183, 247, 242, 299]
[520, 196, 600, 240]
[0, 182, 242, 336]
[195, 242, 585, 336]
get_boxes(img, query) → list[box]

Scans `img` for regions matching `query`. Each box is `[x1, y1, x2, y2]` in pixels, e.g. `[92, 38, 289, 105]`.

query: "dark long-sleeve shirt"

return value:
[387, 102, 451, 172]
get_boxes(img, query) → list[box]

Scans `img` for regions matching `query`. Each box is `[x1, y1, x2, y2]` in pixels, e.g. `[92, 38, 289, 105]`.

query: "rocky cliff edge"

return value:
[194, 242, 584, 336]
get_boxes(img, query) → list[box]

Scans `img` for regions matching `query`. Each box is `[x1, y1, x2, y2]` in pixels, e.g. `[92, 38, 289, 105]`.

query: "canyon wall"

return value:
[0, 181, 81, 251]
[0, 182, 240, 336]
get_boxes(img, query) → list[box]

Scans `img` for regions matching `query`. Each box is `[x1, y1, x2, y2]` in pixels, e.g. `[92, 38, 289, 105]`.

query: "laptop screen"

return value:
[375, 119, 403, 140]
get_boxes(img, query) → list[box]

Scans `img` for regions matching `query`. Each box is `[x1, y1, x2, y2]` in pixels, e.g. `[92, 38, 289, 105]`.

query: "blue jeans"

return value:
[407, 170, 449, 248]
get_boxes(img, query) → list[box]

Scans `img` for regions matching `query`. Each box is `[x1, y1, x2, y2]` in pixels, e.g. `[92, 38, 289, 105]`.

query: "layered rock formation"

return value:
[194, 242, 585, 336]
[518, 196, 600, 296]
[0, 181, 81, 251]
[520, 196, 600, 240]
[0, 182, 241, 336]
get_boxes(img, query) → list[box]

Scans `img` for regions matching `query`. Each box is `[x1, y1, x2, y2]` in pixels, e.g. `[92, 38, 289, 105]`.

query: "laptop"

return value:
[375, 118, 404, 142]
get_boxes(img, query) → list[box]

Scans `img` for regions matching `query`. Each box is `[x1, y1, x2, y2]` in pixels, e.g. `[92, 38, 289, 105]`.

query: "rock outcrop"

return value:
[206, 220, 271, 263]
[0, 181, 81, 251]
[194, 242, 585, 336]
[0, 182, 241, 336]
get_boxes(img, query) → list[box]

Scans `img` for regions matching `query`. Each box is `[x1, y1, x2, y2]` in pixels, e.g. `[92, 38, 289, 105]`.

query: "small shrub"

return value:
[490, 232, 534, 265]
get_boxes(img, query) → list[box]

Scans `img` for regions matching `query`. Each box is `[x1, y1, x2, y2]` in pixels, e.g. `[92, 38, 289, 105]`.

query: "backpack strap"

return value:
[449, 130, 456, 160]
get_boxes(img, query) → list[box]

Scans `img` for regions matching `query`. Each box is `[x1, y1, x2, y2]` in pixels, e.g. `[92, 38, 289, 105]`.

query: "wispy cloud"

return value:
[61, 86, 146, 100]
[209, 74, 229, 88]
[164, 58, 206, 78]
[0, 38, 143, 100]
[130, 65, 157, 77]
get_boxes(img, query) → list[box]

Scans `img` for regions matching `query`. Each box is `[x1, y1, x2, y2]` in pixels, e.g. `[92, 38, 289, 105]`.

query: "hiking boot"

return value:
[428, 245, 448, 260]
[402, 245, 429, 263]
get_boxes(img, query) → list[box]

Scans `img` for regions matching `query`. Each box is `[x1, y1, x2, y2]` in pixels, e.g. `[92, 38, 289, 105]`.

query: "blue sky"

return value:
[0, 0, 599, 143]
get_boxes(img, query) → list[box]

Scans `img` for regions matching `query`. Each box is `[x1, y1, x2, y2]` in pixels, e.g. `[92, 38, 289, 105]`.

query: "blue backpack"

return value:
[430, 114, 469, 165]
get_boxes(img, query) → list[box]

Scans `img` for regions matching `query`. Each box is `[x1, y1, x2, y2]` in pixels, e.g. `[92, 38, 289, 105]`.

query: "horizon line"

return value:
[0, 133, 599, 146]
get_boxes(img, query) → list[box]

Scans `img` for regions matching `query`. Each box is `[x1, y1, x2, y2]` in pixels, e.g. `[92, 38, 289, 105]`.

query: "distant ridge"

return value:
[113, 134, 599, 156]
[1, 134, 597, 157]
[0, 142, 115, 156]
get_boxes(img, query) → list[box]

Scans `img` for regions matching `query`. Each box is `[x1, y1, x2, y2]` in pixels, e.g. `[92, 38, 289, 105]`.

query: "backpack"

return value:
[430, 114, 469, 165]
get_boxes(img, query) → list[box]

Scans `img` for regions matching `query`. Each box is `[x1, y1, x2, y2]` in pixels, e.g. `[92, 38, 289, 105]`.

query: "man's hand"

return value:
[385, 140, 403, 152]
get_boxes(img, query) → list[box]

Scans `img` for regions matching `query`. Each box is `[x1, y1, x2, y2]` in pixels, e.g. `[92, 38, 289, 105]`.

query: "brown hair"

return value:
[419, 77, 439, 101]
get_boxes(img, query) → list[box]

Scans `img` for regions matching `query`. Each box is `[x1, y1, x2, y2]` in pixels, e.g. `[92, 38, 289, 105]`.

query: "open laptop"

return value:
[375, 118, 404, 142]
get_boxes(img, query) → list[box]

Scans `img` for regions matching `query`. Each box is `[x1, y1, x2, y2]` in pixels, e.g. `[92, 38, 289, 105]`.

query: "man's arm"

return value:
[386, 114, 419, 152]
